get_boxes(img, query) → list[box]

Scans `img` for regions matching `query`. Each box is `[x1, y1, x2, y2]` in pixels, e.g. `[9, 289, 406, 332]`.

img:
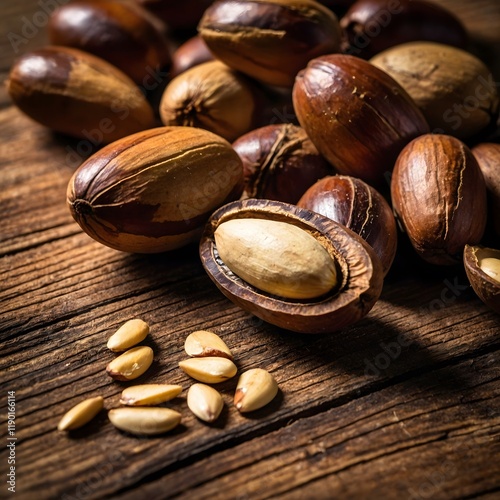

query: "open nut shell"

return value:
[199, 199, 384, 334]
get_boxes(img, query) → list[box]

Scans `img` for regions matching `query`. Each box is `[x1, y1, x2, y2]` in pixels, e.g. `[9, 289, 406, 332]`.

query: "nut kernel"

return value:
[178, 357, 237, 384]
[119, 384, 183, 406]
[107, 319, 149, 352]
[187, 383, 224, 423]
[234, 368, 278, 413]
[108, 407, 181, 435]
[214, 218, 337, 299]
[479, 257, 500, 283]
[106, 346, 153, 381]
[57, 396, 104, 431]
[184, 330, 233, 360]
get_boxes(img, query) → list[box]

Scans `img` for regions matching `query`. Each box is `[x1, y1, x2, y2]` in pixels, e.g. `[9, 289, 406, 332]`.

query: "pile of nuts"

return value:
[58, 320, 279, 435]
[6, 0, 500, 336]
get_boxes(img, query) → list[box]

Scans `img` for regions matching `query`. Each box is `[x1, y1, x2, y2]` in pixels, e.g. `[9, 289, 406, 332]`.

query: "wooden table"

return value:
[1, 1, 499, 498]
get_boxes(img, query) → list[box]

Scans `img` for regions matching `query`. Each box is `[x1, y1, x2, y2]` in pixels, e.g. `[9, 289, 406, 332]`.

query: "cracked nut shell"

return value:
[67, 126, 243, 253]
[199, 199, 384, 334]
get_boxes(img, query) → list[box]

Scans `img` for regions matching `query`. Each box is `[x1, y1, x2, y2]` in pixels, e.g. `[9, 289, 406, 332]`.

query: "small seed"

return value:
[214, 218, 337, 299]
[106, 346, 153, 381]
[108, 407, 181, 435]
[187, 383, 224, 423]
[479, 257, 500, 283]
[119, 384, 183, 406]
[234, 368, 278, 413]
[184, 330, 233, 360]
[107, 319, 149, 352]
[57, 396, 104, 431]
[178, 357, 237, 383]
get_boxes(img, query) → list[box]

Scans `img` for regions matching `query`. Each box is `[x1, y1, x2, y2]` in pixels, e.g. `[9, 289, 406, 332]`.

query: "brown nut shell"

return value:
[6, 46, 155, 144]
[464, 245, 500, 314]
[198, 0, 342, 87]
[67, 126, 243, 253]
[340, 0, 468, 59]
[391, 134, 487, 265]
[292, 54, 429, 186]
[370, 42, 499, 139]
[233, 124, 334, 204]
[159, 61, 262, 142]
[170, 35, 215, 78]
[199, 199, 384, 334]
[48, 0, 171, 84]
[297, 175, 397, 276]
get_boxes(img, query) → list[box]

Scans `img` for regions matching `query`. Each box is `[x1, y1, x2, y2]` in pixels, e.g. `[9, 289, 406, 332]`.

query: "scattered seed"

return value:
[187, 383, 224, 423]
[107, 319, 149, 352]
[106, 346, 154, 381]
[108, 407, 181, 435]
[178, 357, 237, 384]
[57, 396, 104, 431]
[184, 330, 233, 360]
[119, 384, 183, 406]
[234, 368, 279, 413]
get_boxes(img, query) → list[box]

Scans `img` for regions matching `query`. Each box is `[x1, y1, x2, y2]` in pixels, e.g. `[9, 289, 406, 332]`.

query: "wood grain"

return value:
[1, 1, 499, 499]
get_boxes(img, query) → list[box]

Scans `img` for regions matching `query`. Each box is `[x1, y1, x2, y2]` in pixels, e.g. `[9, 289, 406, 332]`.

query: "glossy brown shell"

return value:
[199, 199, 384, 334]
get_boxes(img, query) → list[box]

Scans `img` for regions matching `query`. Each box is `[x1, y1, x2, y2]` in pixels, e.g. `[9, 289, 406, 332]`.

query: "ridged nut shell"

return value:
[391, 134, 487, 265]
[292, 54, 429, 186]
[67, 126, 244, 253]
[6, 46, 155, 144]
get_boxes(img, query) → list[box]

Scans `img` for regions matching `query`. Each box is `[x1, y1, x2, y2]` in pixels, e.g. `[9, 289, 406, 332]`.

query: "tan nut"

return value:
[106, 346, 153, 381]
[107, 319, 149, 352]
[108, 407, 181, 435]
[234, 368, 278, 413]
[178, 357, 237, 384]
[187, 383, 224, 423]
[184, 330, 233, 360]
[57, 396, 104, 431]
[214, 218, 337, 300]
[119, 384, 183, 406]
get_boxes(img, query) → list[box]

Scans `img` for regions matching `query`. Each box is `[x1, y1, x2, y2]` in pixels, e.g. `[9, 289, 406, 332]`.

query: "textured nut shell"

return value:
[232, 123, 333, 204]
[171, 35, 215, 78]
[464, 245, 500, 314]
[297, 175, 397, 276]
[187, 383, 224, 422]
[48, 0, 171, 83]
[178, 357, 238, 383]
[234, 368, 278, 413]
[108, 407, 181, 435]
[107, 319, 149, 352]
[119, 384, 182, 406]
[391, 134, 487, 265]
[160, 61, 259, 142]
[67, 127, 243, 253]
[6, 46, 155, 143]
[57, 396, 104, 431]
[198, 0, 342, 87]
[200, 199, 384, 334]
[370, 42, 499, 139]
[292, 54, 429, 186]
[106, 346, 154, 381]
[472, 143, 500, 237]
[184, 330, 233, 360]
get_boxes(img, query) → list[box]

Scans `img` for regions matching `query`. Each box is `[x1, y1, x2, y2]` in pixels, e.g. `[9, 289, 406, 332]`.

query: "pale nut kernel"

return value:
[57, 396, 104, 431]
[106, 346, 153, 381]
[184, 330, 233, 360]
[108, 407, 181, 435]
[107, 319, 149, 352]
[187, 383, 224, 423]
[214, 218, 337, 299]
[480, 257, 500, 283]
[119, 384, 183, 406]
[234, 368, 278, 413]
[178, 357, 237, 384]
